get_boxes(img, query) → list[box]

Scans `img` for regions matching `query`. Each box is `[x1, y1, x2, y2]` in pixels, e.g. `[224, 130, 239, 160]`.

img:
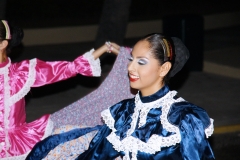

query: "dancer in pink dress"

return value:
[0, 20, 114, 159]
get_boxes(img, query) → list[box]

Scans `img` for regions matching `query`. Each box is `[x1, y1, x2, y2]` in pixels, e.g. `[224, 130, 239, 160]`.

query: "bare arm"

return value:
[92, 42, 120, 59]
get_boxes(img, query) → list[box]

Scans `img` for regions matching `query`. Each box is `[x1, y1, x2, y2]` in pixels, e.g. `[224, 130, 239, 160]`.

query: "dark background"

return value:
[6, 0, 240, 28]
[1, 1, 240, 159]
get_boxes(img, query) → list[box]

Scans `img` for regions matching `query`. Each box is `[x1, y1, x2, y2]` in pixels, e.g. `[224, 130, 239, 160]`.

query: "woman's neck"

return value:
[140, 83, 165, 97]
[0, 53, 7, 63]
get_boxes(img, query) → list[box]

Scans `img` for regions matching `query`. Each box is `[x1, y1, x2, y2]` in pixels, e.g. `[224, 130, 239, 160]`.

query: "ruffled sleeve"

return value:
[81, 49, 101, 77]
[168, 101, 215, 160]
[32, 49, 101, 87]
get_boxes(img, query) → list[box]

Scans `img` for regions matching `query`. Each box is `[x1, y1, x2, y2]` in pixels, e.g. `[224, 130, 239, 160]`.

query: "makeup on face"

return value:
[127, 40, 164, 96]
[128, 55, 150, 82]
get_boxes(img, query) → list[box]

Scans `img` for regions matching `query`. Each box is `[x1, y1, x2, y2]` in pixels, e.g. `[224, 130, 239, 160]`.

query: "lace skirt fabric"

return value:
[51, 47, 134, 129]
[43, 125, 97, 160]
[43, 125, 122, 160]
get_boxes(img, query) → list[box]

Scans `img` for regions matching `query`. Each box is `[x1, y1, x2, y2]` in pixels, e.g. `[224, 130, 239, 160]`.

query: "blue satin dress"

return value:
[26, 85, 215, 160]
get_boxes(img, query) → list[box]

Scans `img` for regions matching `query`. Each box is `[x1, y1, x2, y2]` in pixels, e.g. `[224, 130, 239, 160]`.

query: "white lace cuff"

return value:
[205, 118, 214, 138]
[82, 49, 101, 77]
[101, 109, 116, 132]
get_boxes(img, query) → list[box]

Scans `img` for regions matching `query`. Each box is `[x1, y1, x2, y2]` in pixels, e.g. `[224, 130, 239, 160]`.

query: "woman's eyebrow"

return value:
[135, 56, 149, 59]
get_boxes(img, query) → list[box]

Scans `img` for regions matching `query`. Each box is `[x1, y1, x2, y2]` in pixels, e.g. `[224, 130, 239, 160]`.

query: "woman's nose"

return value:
[127, 61, 134, 72]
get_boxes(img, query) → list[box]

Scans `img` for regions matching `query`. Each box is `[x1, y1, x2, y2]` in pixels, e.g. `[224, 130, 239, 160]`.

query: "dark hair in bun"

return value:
[8, 25, 24, 49]
[140, 33, 190, 83]
[0, 20, 24, 53]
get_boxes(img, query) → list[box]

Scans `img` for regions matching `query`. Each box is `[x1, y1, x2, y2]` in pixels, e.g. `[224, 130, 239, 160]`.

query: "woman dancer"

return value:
[27, 33, 214, 159]
[0, 20, 116, 159]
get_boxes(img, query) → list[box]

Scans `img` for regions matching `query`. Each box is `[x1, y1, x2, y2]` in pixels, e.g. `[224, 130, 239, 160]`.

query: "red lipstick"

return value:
[129, 77, 138, 82]
[129, 73, 139, 82]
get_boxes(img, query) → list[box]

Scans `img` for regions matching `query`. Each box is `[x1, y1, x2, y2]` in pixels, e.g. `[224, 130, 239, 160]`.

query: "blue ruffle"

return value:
[26, 125, 102, 160]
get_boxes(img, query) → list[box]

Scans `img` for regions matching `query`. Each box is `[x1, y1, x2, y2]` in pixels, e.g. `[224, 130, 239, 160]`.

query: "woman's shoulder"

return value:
[10, 58, 37, 71]
[168, 100, 212, 129]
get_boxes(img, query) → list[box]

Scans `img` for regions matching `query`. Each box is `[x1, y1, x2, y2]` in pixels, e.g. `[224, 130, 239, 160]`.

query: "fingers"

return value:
[111, 46, 120, 55]
[111, 42, 120, 50]
[105, 41, 112, 53]
[105, 41, 120, 55]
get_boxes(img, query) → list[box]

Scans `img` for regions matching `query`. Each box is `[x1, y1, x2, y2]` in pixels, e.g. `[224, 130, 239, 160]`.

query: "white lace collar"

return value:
[101, 90, 214, 160]
[101, 91, 184, 160]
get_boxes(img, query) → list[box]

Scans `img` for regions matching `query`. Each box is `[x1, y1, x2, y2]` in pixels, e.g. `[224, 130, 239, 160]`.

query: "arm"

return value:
[32, 43, 119, 87]
[162, 101, 215, 160]
[179, 113, 214, 160]
[92, 42, 120, 58]
[139, 113, 214, 160]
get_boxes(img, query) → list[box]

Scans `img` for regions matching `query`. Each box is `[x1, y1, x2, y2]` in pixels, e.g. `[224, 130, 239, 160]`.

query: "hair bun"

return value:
[169, 37, 190, 77]
[9, 25, 24, 48]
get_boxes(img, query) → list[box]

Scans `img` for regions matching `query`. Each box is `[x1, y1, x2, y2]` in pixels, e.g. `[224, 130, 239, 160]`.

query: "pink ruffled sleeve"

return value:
[33, 49, 101, 87]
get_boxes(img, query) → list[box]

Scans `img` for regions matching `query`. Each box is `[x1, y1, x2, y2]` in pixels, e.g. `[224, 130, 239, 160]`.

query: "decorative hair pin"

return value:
[162, 38, 173, 62]
[1, 20, 11, 40]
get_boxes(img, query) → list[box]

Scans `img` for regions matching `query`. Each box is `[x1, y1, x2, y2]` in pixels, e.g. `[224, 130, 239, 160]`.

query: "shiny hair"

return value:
[0, 20, 24, 53]
[139, 33, 189, 83]
[0, 20, 7, 40]
[140, 33, 175, 83]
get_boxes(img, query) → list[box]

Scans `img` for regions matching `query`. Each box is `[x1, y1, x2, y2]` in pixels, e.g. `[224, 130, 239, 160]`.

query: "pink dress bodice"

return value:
[0, 49, 101, 159]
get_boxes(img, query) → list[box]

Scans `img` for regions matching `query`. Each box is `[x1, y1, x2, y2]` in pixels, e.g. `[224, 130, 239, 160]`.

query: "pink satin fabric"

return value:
[33, 56, 93, 87]
[0, 52, 96, 158]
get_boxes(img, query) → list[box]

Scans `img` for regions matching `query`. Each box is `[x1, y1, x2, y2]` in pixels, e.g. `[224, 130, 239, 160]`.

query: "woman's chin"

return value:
[130, 84, 140, 90]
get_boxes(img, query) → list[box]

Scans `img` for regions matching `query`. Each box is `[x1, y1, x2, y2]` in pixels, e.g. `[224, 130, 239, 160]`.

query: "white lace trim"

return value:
[0, 58, 11, 155]
[0, 58, 36, 156]
[102, 91, 184, 160]
[107, 131, 182, 154]
[0, 151, 30, 160]
[101, 109, 116, 132]
[41, 118, 54, 140]
[102, 90, 214, 159]
[205, 118, 214, 138]
[82, 49, 101, 77]
[9, 59, 37, 106]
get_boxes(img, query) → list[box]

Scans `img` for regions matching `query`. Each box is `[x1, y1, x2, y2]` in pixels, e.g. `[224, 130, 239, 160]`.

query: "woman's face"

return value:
[128, 40, 164, 96]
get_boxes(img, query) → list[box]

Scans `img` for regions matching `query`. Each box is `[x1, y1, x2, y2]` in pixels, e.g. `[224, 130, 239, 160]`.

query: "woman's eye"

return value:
[128, 57, 133, 61]
[138, 59, 147, 65]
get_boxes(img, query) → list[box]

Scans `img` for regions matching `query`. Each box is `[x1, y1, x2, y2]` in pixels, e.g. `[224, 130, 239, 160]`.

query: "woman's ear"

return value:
[159, 62, 172, 77]
[0, 40, 8, 50]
